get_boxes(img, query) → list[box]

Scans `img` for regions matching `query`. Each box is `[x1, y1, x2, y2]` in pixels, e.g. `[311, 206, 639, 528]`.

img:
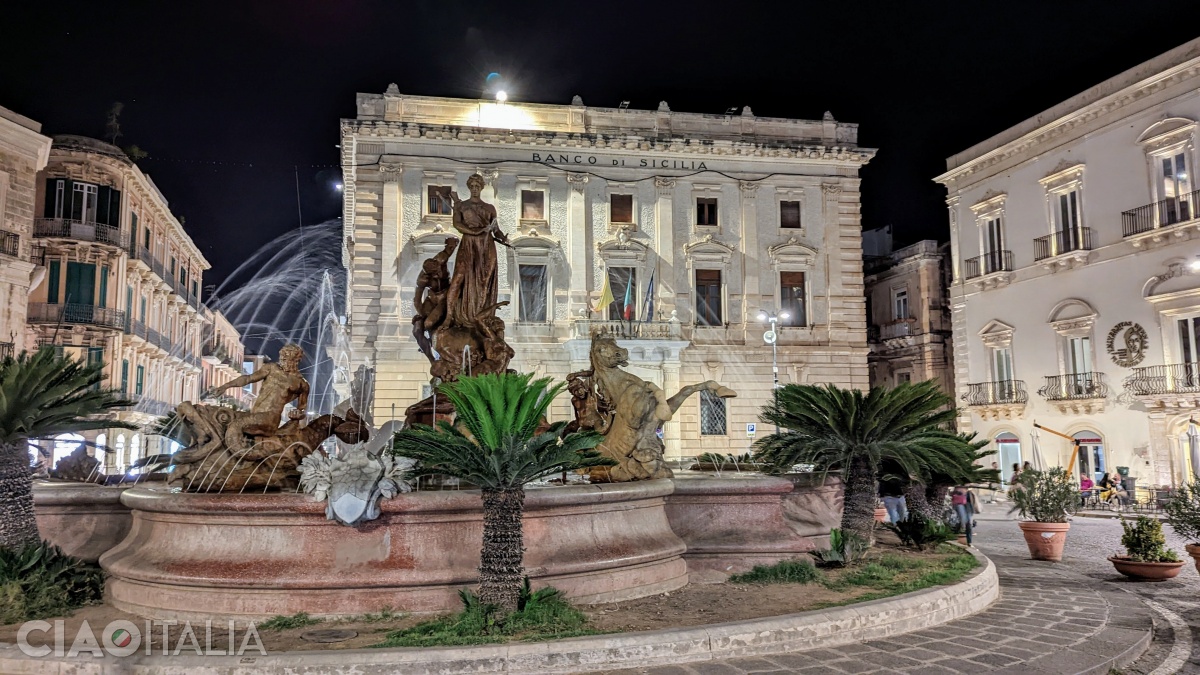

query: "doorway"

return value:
[1073, 431, 1106, 483]
[996, 432, 1021, 482]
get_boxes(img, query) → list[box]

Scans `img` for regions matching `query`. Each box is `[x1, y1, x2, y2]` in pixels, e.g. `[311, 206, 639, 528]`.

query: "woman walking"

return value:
[951, 485, 979, 546]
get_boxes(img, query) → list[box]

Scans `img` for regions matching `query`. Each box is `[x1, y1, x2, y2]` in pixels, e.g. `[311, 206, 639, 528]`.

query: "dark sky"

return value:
[2, 1, 1195, 289]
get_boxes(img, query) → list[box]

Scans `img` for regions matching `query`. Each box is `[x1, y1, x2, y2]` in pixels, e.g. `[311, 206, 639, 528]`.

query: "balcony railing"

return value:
[34, 218, 129, 248]
[30, 245, 45, 266]
[962, 380, 1028, 406]
[1033, 227, 1093, 261]
[1122, 189, 1200, 237]
[0, 342, 13, 360]
[571, 320, 683, 340]
[1125, 363, 1200, 396]
[963, 251, 1014, 279]
[27, 303, 125, 330]
[0, 230, 18, 258]
[879, 318, 915, 340]
[1038, 372, 1109, 400]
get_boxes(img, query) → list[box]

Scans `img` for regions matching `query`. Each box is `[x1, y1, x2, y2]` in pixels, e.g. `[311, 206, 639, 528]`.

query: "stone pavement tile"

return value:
[991, 643, 1043, 660]
[906, 665, 963, 675]
[862, 640, 913, 653]
[794, 666, 847, 675]
[894, 647, 948, 661]
[966, 651, 1023, 667]
[931, 657, 993, 671]
[721, 657, 786, 673]
[763, 653, 840, 670]
[783, 649, 846, 663]
[689, 663, 745, 675]
[946, 636, 998, 651]
[855, 652, 922, 669]
[822, 660, 877, 674]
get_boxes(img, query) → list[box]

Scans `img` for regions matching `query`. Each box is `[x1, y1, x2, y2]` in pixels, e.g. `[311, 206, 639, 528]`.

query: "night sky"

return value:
[3, 1, 1195, 290]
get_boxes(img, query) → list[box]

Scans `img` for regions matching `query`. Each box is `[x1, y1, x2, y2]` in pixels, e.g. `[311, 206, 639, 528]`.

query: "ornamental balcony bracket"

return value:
[961, 380, 1027, 420]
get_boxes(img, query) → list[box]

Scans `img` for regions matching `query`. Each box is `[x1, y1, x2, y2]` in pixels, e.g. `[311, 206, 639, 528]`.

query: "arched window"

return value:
[129, 434, 142, 474]
[114, 434, 127, 474]
[52, 434, 85, 470]
[95, 434, 106, 461]
[1073, 431, 1106, 483]
[28, 442, 39, 467]
[995, 432, 1021, 482]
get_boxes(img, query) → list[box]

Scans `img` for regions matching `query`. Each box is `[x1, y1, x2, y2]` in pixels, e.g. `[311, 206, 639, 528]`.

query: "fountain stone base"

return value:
[33, 482, 132, 563]
[101, 481, 687, 621]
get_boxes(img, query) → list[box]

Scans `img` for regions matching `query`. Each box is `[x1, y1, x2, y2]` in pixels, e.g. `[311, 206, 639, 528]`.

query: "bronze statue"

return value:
[572, 336, 736, 482]
[443, 174, 510, 328]
[412, 237, 458, 362]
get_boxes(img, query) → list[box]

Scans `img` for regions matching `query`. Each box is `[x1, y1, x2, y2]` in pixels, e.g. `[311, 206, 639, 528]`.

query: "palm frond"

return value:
[0, 349, 138, 445]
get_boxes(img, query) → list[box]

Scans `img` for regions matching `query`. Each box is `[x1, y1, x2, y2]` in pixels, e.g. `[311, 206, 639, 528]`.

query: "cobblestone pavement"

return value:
[587, 511, 1198, 674]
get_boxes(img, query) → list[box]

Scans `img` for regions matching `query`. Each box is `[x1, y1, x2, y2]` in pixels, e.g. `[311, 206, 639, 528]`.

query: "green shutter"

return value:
[143, 226, 150, 250]
[65, 262, 96, 305]
[140, 297, 146, 321]
[47, 260, 60, 303]
[126, 286, 133, 315]
[98, 266, 109, 308]
[121, 360, 129, 393]
[135, 365, 144, 395]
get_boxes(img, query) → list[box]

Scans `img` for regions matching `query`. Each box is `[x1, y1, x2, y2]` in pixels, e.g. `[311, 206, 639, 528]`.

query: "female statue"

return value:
[444, 174, 510, 328]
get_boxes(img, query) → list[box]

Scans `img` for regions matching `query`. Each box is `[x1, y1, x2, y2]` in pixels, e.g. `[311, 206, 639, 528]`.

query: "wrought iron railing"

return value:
[1125, 363, 1200, 395]
[963, 250, 1014, 279]
[571, 320, 682, 340]
[1033, 227, 1093, 261]
[1122, 189, 1200, 237]
[1037, 372, 1108, 400]
[961, 380, 1027, 406]
[0, 342, 13, 360]
[34, 218, 129, 248]
[879, 318, 915, 340]
[29, 245, 45, 266]
[27, 303, 125, 330]
[0, 230, 19, 258]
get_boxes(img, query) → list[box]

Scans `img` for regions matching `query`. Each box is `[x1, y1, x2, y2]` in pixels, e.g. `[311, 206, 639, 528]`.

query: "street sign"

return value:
[762, 330, 777, 344]
[746, 423, 757, 437]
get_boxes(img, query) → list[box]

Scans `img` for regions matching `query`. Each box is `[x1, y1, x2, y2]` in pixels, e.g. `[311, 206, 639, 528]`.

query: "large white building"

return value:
[0, 105, 52, 357]
[937, 38, 1200, 491]
[341, 91, 874, 458]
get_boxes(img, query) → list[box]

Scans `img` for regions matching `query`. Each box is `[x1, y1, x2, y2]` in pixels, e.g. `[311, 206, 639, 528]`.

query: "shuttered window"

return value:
[48, 260, 60, 304]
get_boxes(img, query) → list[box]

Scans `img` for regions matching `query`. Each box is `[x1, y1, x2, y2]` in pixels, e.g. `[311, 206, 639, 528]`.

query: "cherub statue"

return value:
[412, 236, 459, 362]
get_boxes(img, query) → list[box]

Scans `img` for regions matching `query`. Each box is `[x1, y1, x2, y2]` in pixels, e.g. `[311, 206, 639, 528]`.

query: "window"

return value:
[143, 226, 151, 250]
[991, 346, 1014, 384]
[694, 269, 722, 326]
[518, 264, 547, 322]
[892, 288, 909, 321]
[780, 200, 801, 229]
[1180, 316, 1200, 366]
[114, 435, 126, 473]
[44, 180, 117, 225]
[126, 286, 133, 317]
[135, 365, 144, 395]
[1159, 151, 1194, 224]
[983, 216, 1006, 274]
[996, 433, 1022, 482]
[121, 360, 129, 393]
[47, 260, 60, 304]
[1066, 336, 1092, 375]
[1056, 189, 1082, 248]
[699, 390, 727, 435]
[427, 185, 452, 215]
[170, 257, 176, 277]
[607, 267, 636, 321]
[610, 194, 633, 224]
[780, 271, 807, 327]
[98, 266, 109, 308]
[896, 372, 912, 385]
[65, 262, 96, 305]
[180, 267, 188, 289]
[139, 296, 147, 322]
[696, 197, 718, 227]
[520, 190, 545, 220]
[191, 281, 198, 299]
[1074, 431, 1106, 483]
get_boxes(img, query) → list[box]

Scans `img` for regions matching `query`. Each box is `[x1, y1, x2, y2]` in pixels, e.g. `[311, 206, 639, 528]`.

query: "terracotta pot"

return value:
[956, 534, 969, 545]
[1186, 543, 1200, 575]
[1108, 556, 1185, 581]
[1017, 521, 1070, 561]
[874, 506, 888, 523]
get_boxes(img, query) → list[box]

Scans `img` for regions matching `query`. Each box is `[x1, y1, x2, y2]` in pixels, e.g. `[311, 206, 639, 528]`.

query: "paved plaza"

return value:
[590, 512, 1200, 675]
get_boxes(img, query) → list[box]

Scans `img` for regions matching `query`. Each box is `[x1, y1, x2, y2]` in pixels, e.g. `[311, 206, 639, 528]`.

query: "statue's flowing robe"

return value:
[445, 200, 499, 327]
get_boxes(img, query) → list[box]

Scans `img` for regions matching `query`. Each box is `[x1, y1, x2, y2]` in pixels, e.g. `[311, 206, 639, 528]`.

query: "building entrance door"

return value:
[996, 432, 1021, 482]
[1073, 431, 1105, 483]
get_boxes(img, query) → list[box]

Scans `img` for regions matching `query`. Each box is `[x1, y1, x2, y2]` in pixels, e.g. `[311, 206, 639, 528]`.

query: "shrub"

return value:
[884, 513, 957, 551]
[1008, 467, 1078, 523]
[728, 559, 819, 584]
[258, 612, 321, 631]
[1163, 481, 1200, 543]
[1119, 516, 1180, 563]
[0, 542, 103, 623]
[811, 528, 870, 568]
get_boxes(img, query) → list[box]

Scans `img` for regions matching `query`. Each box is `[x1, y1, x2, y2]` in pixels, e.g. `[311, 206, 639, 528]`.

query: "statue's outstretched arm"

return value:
[210, 368, 268, 395]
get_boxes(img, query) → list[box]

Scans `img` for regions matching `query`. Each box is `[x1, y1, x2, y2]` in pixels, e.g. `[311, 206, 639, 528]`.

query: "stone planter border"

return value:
[0, 550, 998, 675]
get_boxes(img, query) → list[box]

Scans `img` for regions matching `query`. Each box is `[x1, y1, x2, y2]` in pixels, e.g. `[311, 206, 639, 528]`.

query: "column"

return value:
[662, 362, 682, 460]
[654, 177, 675, 322]
[378, 162, 403, 340]
[738, 181, 760, 321]
[566, 173, 589, 316]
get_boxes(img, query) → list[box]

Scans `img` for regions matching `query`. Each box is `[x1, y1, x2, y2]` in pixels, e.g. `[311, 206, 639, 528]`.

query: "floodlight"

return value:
[495, 90, 508, 102]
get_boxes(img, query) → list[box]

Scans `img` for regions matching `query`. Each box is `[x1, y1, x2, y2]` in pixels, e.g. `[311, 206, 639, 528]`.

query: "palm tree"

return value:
[754, 381, 963, 545]
[391, 372, 612, 614]
[903, 433, 996, 521]
[0, 348, 135, 551]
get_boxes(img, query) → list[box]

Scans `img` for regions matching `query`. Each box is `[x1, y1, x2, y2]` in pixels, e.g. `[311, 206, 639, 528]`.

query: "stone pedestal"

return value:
[101, 480, 687, 621]
[33, 482, 132, 562]
[666, 473, 832, 582]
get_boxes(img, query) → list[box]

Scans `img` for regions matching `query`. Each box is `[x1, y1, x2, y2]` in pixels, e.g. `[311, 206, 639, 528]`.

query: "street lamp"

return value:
[758, 310, 791, 433]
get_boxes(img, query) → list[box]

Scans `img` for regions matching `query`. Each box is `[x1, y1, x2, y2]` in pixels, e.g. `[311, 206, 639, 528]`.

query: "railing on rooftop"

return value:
[27, 303, 125, 330]
[961, 380, 1027, 406]
[1037, 372, 1109, 400]
[34, 218, 129, 248]
[1122, 189, 1200, 237]
[1033, 227, 1093, 261]
[963, 250, 1013, 279]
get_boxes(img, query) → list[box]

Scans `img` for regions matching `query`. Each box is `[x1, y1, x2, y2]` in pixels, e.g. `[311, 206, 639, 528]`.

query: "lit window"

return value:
[521, 190, 545, 220]
[610, 194, 633, 224]
[427, 186, 452, 215]
[780, 272, 807, 327]
[892, 288, 909, 321]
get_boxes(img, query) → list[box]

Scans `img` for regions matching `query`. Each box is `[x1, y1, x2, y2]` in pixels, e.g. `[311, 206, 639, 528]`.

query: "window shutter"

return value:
[44, 179, 58, 218]
[97, 186, 112, 226]
[48, 260, 60, 303]
[121, 360, 129, 393]
[99, 266, 109, 308]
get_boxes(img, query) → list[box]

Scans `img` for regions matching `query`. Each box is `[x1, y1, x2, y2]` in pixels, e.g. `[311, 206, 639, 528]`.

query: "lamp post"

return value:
[758, 310, 790, 434]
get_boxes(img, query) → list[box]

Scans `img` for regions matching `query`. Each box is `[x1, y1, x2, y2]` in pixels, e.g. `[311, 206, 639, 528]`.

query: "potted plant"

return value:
[1008, 467, 1077, 561]
[1163, 481, 1200, 573]
[1109, 516, 1184, 581]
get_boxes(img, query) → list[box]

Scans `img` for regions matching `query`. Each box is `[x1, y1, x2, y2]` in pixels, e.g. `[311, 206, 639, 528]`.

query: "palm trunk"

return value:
[904, 480, 934, 520]
[925, 482, 952, 523]
[0, 443, 40, 551]
[478, 488, 525, 614]
[841, 454, 877, 546]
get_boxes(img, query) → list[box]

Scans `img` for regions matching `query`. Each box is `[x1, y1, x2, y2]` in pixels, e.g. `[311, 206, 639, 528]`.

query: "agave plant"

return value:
[391, 372, 613, 613]
[0, 348, 135, 551]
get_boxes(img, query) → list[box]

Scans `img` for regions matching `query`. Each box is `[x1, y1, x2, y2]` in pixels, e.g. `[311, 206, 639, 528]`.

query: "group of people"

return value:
[878, 477, 980, 547]
[1079, 471, 1129, 509]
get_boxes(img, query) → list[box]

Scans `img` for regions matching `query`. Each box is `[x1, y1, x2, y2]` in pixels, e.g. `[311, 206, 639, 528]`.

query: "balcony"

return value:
[34, 218, 129, 249]
[0, 230, 18, 258]
[1033, 227, 1094, 268]
[28, 303, 125, 330]
[962, 251, 1014, 289]
[0, 342, 13, 360]
[961, 380, 1027, 420]
[30, 245, 45, 266]
[1038, 372, 1108, 414]
[1122, 189, 1200, 246]
[1124, 363, 1200, 408]
[571, 320, 683, 340]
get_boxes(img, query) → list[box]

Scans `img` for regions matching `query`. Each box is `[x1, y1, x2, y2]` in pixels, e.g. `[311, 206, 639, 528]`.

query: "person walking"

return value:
[879, 475, 908, 523]
[951, 485, 979, 546]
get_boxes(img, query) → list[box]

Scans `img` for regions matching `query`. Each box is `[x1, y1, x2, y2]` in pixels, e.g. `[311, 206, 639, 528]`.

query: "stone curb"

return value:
[0, 549, 999, 675]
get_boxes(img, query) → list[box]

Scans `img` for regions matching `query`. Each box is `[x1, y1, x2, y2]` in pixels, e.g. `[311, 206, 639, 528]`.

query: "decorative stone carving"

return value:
[51, 445, 103, 483]
[1107, 321, 1149, 368]
[654, 176, 676, 195]
[738, 181, 760, 197]
[567, 172, 589, 193]
[571, 95, 584, 106]
[298, 449, 415, 526]
[379, 162, 403, 182]
[568, 336, 736, 482]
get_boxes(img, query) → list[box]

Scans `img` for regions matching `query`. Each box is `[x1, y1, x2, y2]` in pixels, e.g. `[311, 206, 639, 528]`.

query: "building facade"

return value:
[0, 106, 52, 356]
[937, 38, 1200, 489]
[342, 91, 874, 459]
[201, 308, 249, 409]
[29, 135, 210, 474]
[864, 236, 953, 394]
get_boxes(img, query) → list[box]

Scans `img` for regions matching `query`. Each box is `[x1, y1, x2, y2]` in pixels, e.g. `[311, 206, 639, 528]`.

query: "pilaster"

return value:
[378, 163, 403, 340]
[738, 181, 760, 320]
[654, 177, 675, 319]
[567, 173, 589, 315]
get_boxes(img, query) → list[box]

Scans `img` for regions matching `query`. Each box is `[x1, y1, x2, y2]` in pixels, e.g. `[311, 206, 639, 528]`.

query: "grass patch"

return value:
[729, 559, 820, 585]
[258, 613, 321, 631]
[814, 548, 979, 604]
[335, 607, 405, 624]
[0, 542, 103, 624]
[373, 586, 603, 648]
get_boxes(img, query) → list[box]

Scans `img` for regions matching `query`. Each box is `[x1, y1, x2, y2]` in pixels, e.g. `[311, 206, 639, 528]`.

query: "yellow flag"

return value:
[593, 273, 614, 315]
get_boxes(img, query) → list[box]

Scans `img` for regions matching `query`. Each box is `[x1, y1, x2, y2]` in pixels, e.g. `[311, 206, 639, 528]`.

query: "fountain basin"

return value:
[781, 472, 843, 543]
[33, 481, 132, 562]
[101, 480, 688, 621]
[666, 473, 838, 582]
